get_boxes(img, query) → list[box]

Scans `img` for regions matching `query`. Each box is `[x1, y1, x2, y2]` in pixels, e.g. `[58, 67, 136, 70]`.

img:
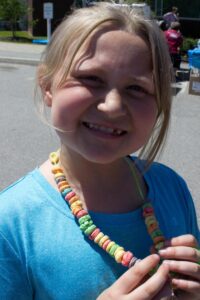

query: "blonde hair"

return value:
[36, 2, 173, 166]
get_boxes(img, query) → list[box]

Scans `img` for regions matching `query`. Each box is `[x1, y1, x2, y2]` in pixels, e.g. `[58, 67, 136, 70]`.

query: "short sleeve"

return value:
[0, 231, 32, 299]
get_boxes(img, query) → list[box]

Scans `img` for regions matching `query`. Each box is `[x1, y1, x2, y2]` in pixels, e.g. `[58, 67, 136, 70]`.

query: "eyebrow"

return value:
[73, 65, 154, 88]
[74, 66, 152, 80]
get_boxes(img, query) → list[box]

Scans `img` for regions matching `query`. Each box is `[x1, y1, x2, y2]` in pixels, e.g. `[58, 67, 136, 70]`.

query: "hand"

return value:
[97, 254, 172, 300]
[158, 234, 200, 299]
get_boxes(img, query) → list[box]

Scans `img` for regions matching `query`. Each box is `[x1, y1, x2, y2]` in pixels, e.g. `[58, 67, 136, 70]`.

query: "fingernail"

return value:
[159, 249, 168, 254]
[162, 260, 172, 265]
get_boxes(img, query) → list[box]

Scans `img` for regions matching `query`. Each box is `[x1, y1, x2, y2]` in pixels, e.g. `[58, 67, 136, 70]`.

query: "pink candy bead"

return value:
[121, 251, 134, 267]
[76, 209, 88, 218]
[65, 191, 76, 201]
[89, 228, 100, 240]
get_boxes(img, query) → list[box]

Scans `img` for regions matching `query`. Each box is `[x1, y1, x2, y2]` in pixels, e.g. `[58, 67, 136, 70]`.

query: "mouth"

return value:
[82, 121, 127, 137]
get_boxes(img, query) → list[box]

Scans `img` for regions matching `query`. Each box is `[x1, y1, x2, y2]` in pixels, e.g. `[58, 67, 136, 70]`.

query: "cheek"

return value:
[132, 96, 157, 125]
[50, 88, 94, 128]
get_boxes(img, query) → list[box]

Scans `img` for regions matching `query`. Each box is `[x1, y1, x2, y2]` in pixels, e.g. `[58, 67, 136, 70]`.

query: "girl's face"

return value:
[44, 29, 157, 164]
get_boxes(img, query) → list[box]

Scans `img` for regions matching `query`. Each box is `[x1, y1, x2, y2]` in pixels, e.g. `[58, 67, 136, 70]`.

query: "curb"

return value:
[0, 56, 39, 66]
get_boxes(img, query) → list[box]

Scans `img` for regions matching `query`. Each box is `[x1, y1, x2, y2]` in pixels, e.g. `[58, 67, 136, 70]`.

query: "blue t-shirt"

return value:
[0, 162, 199, 299]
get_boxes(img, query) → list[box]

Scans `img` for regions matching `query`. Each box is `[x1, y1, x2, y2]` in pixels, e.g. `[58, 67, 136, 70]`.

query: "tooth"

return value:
[116, 129, 122, 135]
[86, 122, 123, 135]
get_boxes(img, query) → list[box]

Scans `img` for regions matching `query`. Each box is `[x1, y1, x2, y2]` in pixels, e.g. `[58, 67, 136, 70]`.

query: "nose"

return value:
[97, 89, 126, 118]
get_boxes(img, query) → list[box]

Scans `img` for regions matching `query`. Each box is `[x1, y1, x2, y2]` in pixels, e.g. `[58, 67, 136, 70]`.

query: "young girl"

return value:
[0, 3, 199, 300]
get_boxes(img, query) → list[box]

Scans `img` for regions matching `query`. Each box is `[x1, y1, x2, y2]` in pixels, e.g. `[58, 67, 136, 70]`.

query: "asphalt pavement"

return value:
[0, 40, 200, 224]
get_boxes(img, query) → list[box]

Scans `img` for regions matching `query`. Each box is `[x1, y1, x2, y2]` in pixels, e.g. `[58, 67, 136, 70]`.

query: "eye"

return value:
[127, 85, 147, 94]
[78, 75, 103, 87]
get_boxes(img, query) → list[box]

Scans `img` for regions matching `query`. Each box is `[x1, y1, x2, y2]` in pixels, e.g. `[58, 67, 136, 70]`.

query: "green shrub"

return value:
[181, 37, 198, 55]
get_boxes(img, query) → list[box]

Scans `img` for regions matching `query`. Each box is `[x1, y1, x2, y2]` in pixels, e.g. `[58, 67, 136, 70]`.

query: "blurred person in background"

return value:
[164, 21, 183, 79]
[163, 6, 179, 29]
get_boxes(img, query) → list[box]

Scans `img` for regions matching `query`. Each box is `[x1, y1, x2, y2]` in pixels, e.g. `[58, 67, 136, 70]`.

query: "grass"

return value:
[0, 31, 46, 43]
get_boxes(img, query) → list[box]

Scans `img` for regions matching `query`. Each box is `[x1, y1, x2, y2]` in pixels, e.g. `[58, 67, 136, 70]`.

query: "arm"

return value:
[0, 231, 32, 299]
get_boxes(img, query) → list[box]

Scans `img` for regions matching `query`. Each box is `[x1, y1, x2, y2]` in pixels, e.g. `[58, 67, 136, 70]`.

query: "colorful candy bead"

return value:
[99, 235, 109, 247]
[121, 251, 134, 267]
[89, 228, 100, 240]
[94, 232, 104, 243]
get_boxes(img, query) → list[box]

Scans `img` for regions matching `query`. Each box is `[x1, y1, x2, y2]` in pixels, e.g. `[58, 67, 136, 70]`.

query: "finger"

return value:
[159, 246, 200, 263]
[163, 260, 200, 280]
[165, 234, 198, 248]
[173, 289, 193, 300]
[151, 235, 198, 254]
[112, 254, 160, 294]
[127, 263, 170, 300]
[172, 277, 200, 294]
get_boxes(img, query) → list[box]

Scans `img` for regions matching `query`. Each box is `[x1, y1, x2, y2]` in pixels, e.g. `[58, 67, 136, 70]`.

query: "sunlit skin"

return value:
[44, 28, 157, 165]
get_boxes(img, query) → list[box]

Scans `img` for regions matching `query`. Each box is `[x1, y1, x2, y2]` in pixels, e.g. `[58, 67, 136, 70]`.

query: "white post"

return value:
[47, 18, 51, 42]
[43, 3, 53, 42]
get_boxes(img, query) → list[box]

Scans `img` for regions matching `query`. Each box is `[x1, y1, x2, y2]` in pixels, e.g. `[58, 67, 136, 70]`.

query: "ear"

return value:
[44, 90, 53, 107]
[37, 64, 53, 107]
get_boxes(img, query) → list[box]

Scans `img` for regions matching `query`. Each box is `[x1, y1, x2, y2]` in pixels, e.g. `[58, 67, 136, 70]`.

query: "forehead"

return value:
[74, 29, 152, 74]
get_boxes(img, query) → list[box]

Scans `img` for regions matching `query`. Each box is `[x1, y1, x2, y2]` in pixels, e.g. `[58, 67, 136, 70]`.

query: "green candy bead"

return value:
[151, 229, 163, 239]
[155, 241, 165, 251]
[109, 244, 119, 257]
[84, 225, 97, 236]
[80, 220, 93, 231]
[78, 215, 91, 225]
[143, 202, 152, 209]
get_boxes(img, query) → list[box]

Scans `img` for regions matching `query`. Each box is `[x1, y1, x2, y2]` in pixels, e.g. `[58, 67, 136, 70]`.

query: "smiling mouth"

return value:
[82, 122, 126, 136]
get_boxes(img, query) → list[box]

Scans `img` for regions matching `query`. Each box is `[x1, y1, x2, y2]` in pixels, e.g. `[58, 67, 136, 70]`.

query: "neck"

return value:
[41, 147, 147, 213]
[60, 146, 125, 186]
[59, 147, 147, 213]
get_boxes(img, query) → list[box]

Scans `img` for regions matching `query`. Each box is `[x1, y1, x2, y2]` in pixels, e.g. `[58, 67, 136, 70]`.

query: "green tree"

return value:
[0, 0, 28, 39]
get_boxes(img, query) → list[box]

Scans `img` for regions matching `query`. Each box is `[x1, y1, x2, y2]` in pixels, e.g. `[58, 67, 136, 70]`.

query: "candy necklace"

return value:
[50, 151, 166, 269]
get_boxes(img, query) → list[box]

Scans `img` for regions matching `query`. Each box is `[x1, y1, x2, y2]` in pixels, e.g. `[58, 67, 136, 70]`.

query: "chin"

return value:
[80, 150, 127, 165]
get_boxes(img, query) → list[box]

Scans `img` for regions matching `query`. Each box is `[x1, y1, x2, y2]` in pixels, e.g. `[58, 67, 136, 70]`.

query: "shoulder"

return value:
[133, 158, 190, 198]
[0, 169, 41, 199]
[145, 161, 195, 212]
[0, 169, 49, 222]
[146, 161, 187, 189]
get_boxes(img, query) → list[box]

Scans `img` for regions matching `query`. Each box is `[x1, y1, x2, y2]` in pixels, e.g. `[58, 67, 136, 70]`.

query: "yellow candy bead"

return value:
[94, 232, 104, 243]
[70, 200, 83, 210]
[50, 152, 59, 165]
[58, 181, 68, 188]
[115, 249, 125, 263]
[54, 172, 65, 179]
[98, 235, 109, 247]
[71, 206, 82, 215]
[52, 167, 63, 174]
[114, 246, 124, 255]
[106, 241, 115, 252]
[68, 196, 79, 205]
